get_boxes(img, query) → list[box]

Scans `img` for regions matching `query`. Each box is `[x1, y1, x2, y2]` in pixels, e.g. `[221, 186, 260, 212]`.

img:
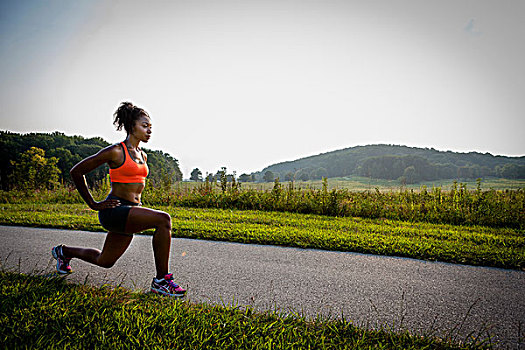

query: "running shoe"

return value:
[151, 273, 186, 297]
[51, 245, 72, 274]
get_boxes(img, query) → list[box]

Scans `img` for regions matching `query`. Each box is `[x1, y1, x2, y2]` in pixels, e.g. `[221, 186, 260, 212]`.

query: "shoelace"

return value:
[167, 280, 180, 288]
[164, 274, 180, 288]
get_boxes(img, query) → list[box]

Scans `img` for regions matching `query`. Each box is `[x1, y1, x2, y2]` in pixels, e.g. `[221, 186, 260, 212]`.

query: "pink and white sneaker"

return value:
[151, 273, 186, 297]
[51, 245, 72, 274]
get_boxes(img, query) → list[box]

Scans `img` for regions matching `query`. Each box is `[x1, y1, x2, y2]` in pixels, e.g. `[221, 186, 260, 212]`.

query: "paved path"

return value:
[1, 225, 523, 348]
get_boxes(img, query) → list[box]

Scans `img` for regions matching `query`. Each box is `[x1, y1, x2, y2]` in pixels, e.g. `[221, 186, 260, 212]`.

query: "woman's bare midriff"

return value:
[110, 182, 145, 204]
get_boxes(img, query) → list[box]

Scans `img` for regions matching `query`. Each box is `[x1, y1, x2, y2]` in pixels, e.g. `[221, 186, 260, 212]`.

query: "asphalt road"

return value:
[1, 225, 523, 348]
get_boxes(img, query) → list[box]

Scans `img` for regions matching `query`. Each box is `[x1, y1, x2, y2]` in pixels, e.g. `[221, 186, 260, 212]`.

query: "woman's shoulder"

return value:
[100, 142, 124, 153]
[95, 142, 125, 162]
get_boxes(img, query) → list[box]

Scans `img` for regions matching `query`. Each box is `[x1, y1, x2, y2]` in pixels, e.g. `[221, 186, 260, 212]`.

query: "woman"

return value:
[52, 101, 186, 297]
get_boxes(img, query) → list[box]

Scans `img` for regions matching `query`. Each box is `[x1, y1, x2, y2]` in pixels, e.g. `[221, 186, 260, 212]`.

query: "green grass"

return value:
[0, 270, 490, 349]
[1, 204, 523, 270]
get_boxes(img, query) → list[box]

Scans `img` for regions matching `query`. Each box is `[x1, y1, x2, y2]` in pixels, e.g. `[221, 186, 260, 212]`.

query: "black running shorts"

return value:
[98, 194, 140, 234]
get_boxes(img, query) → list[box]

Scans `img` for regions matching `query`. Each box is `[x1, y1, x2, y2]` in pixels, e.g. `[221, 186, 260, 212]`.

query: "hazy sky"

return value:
[1, 0, 524, 178]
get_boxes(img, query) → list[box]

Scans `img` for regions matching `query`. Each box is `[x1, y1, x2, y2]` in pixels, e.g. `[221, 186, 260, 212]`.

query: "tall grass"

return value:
[145, 178, 525, 229]
[1, 178, 523, 229]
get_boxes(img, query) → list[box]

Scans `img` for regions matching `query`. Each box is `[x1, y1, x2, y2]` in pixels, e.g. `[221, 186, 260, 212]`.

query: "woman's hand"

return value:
[91, 198, 121, 211]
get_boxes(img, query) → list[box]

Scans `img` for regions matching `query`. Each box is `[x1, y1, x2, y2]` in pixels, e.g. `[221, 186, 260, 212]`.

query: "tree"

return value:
[216, 167, 228, 192]
[48, 147, 82, 183]
[190, 168, 203, 182]
[9, 147, 61, 191]
[498, 164, 525, 179]
[145, 150, 183, 186]
[263, 171, 275, 182]
[310, 167, 328, 180]
[284, 172, 294, 182]
[0, 131, 184, 189]
[205, 172, 215, 182]
[238, 173, 253, 182]
[402, 166, 417, 184]
[295, 169, 310, 182]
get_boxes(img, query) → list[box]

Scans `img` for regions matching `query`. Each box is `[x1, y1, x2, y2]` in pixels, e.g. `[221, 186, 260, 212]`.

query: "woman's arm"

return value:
[70, 146, 121, 210]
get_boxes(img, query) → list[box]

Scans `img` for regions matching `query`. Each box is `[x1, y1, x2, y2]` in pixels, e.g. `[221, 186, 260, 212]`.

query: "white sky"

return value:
[1, 0, 524, 178]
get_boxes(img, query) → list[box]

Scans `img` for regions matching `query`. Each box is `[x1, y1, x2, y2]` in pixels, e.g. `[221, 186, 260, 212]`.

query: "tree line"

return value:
[0, 131, 182, 190]
[254, 144, 525, 183]
[189, 167, 257, 184]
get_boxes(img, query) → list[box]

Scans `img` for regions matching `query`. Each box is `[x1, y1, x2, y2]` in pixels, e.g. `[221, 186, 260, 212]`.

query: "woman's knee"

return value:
[157, 211, 172, 230]
[97, 258, 117, 269]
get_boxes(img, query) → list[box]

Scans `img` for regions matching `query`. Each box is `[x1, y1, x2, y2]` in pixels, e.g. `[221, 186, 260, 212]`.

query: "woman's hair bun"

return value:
[113, 101, 148, 134]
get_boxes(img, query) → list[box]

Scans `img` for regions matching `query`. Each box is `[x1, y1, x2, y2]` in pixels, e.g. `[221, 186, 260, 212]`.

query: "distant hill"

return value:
[0, 130, 182, 190]
[253, 144, 525, 183]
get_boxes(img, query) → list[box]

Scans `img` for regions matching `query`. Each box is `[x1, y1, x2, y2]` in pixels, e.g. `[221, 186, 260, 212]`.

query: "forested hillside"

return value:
[256, 144, 525, 183]
[0, 131, 182, 190]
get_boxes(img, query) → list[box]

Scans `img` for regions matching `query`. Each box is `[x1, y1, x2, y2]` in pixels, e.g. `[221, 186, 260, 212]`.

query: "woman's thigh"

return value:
[124, 206, 171, 234]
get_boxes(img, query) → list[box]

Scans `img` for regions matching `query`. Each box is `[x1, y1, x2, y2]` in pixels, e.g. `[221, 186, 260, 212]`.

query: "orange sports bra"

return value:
[109, 142, 149, 184]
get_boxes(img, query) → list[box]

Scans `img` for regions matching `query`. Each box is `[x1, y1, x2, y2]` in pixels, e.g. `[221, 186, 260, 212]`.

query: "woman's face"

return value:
[132, 114, 152, 143]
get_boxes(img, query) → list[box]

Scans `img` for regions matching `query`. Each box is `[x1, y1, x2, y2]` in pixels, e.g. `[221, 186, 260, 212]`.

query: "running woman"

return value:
[52, 101, 186, 297]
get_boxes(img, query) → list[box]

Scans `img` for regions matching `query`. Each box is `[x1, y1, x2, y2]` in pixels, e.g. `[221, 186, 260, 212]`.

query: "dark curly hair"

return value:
[113, 102, 149, 134]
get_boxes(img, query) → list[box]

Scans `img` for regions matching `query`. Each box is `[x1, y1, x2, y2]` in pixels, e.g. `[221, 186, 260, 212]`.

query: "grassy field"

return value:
[178, 177, 525, 192]
[2, 182, 522, 349]
[3, 177, 523, 229]
[1, 203, 523, 270]
[0, 270, 492, 349]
